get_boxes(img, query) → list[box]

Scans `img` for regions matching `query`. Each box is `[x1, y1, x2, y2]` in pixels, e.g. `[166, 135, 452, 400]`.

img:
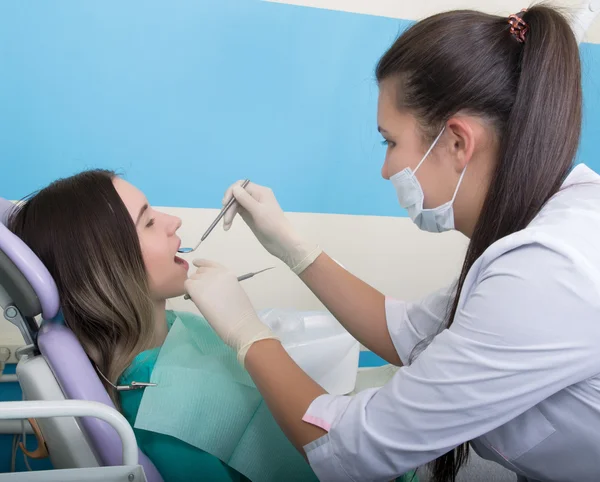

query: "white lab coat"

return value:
[302, 164, 600, 482]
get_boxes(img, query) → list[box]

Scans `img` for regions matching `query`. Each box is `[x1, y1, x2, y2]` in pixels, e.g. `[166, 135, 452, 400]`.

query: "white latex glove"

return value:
[222, 181, 322, 275]
[184, 259, 278, 366]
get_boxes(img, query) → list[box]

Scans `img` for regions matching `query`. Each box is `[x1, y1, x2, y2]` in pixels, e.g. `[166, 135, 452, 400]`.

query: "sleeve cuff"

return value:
[302, 393, 352, 432]
[302, 394, 357, 481]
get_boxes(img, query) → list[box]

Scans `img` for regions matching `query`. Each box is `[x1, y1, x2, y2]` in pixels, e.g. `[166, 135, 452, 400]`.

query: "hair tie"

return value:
[508, 9, 529, 43]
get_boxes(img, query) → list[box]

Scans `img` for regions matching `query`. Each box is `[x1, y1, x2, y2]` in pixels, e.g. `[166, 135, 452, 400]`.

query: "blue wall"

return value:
[1, 0, 598, 217]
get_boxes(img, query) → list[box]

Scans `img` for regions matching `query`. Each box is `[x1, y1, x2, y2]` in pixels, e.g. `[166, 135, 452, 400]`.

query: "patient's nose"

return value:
[167, 214, 182, 235]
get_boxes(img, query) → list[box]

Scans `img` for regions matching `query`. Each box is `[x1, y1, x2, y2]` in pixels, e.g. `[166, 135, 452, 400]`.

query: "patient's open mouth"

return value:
[174, 256, 189, 270]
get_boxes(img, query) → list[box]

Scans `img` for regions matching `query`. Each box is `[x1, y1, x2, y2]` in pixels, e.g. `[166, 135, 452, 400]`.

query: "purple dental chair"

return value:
[0, 198, 163, 482]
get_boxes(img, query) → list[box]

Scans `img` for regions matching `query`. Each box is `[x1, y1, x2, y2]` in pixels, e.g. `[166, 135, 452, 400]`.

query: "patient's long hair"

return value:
[9, 169, 156, 408]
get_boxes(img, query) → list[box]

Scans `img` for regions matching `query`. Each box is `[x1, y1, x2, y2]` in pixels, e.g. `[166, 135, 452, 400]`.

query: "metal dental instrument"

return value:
[178, 179, 250, 254]
[236, 266, 275, 282]
[95, 365, 157, 391]
[183, 266, 275, 300]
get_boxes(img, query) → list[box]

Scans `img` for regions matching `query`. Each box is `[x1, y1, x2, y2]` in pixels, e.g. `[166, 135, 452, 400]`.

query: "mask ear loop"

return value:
[449, 162, 468, 205]
[414, 126, 446, 174]
[411, 125, 467, 209]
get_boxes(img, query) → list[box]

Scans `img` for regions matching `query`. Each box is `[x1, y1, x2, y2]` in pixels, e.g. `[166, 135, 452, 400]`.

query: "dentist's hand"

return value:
[222, 181, 322, 275]
[184, 259, 278, 366]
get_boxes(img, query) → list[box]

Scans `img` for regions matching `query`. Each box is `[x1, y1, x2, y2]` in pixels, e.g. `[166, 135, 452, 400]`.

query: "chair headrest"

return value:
[0, 198, 59, 320]
[0, 198, 15, 225]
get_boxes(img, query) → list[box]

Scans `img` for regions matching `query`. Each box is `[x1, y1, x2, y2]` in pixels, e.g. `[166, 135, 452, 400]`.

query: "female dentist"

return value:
[185, 6, 600, 482]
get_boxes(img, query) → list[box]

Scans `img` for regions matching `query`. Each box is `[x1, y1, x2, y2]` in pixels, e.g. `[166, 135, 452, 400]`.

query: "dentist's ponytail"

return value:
[377, 5, 582, 482]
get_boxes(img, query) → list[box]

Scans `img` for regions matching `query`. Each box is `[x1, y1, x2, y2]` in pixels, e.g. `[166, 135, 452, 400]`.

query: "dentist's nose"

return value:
[381, 162, 390, 180]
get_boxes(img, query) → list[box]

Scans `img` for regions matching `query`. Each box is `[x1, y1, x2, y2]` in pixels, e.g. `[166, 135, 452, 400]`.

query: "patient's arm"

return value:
[299, 253, 402, 366]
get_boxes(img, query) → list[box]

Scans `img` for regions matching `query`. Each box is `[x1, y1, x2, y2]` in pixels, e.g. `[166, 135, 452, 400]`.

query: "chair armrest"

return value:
[0, 400, 138, 466]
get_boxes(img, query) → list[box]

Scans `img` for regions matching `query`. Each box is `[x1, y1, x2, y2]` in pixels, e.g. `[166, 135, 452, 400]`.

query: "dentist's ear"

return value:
[445, 117, 476, 172]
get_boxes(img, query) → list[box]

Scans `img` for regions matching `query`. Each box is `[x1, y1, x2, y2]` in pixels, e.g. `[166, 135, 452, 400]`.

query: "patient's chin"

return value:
[150, 281, 187, 302]
[167, 285, 187, 300]
[172, 288, 187, 299]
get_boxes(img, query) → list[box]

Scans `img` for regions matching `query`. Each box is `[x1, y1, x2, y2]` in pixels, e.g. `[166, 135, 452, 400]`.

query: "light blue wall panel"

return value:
[0, 0, 598, 216]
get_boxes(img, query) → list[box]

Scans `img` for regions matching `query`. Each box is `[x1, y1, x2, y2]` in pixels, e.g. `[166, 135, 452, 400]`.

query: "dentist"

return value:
[186, 6, 600, 482]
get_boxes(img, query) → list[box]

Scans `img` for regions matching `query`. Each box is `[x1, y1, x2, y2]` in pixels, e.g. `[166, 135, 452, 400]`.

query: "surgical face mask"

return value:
[390, 127, 467, 233]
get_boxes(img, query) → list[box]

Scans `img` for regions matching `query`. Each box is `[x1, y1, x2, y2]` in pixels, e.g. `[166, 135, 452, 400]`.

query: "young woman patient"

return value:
[7, 169, 314, 482]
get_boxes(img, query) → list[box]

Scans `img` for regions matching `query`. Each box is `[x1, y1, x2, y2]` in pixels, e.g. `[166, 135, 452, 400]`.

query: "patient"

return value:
[9, 170, 417, 482]
[7, 169, 303, 482]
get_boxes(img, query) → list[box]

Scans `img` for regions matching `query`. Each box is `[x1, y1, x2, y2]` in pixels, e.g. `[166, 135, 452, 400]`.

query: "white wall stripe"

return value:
[1, 209, 467, 345]
[161, 209, 468, 315]
[266, 0, 600, 43]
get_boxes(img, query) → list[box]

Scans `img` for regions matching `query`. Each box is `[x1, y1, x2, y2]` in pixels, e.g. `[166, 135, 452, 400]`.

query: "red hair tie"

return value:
[508, 9, 529, 43]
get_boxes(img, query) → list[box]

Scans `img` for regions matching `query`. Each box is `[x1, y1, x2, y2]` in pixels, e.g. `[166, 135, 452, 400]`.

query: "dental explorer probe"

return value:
[178, 179, 250, 253]
[183, 267, 275, 300]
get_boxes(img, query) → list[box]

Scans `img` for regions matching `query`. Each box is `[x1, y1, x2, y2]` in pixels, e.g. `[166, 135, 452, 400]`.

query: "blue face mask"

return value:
[390, 127, 467, 233]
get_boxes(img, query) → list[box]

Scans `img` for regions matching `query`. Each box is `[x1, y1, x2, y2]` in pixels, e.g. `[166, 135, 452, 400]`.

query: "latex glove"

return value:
[184, 259, 278, 366]
[222, 181, 322, 275]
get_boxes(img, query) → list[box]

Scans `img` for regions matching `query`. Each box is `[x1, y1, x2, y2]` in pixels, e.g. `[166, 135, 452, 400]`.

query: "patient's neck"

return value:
[152, 300, 169, 348]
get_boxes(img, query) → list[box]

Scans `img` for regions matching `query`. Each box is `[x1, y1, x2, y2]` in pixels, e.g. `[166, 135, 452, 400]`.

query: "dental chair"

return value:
[0, 198, 163, 482]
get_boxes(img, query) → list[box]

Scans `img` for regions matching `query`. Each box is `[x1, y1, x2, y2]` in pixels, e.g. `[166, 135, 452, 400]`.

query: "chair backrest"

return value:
[0, 198, 163, 482]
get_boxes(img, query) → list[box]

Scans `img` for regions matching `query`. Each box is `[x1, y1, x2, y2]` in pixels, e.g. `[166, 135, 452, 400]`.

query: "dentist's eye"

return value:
[146, 218, 155, 228]
[381, 139, 395, 148]
[381, 139, 388, 146]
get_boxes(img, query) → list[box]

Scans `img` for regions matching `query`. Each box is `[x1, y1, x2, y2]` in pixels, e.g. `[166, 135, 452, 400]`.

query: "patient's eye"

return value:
[146, 218, 155, 228]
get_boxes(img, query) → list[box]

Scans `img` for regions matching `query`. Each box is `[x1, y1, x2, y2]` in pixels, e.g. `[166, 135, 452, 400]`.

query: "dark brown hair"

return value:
[9, 170, 156, 408]
[376, 6, 581, 481]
